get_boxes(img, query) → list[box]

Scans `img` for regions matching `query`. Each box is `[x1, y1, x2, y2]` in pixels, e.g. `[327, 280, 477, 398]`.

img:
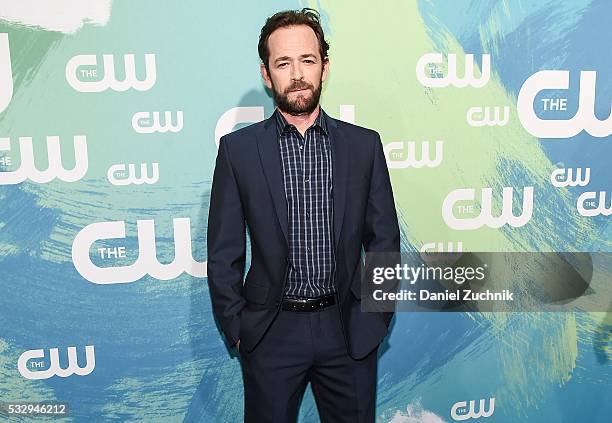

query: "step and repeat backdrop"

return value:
[0, 0, 610, 421]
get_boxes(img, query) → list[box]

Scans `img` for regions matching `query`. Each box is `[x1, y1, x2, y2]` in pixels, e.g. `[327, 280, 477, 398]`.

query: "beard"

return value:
[271, 77, 322, 116]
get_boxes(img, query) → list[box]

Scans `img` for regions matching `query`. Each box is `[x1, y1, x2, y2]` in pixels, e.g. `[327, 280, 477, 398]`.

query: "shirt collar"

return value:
[274, 106, 328, 137]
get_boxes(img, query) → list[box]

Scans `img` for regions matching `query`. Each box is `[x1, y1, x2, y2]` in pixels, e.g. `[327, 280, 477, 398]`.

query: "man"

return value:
[207, 8, 400, 423]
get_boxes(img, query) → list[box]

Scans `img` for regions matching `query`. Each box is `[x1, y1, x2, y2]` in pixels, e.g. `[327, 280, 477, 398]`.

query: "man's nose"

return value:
[290, 62, 303, 80]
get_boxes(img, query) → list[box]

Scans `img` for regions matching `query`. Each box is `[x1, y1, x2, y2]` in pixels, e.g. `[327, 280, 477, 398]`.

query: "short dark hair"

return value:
[258, 8, 330, 72]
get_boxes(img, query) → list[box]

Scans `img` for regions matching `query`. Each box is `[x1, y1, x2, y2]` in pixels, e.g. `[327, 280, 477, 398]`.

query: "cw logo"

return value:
[550, 167, 590, 188]
[0, 33, 13, 114]
[107, 162, 159, 186]
[420, 241, 463, 253]
[442, 187, 534, 230]
[214, 105, 356, 147]
[420, 241, 463, 263]
[66, 53, 156, 92]
[517, 70, 611, 138]
[18, 345, 95, 380]
[132, 111, 183, 134]
[577, 191, 611, 217]
[416, 53, 491, 88]
[451, 397, 495, 421]
[467, 106, 509, 127]
[384, 141, 443, 169]
[0, 136, 88, 185]
[72, 218, 207, 284]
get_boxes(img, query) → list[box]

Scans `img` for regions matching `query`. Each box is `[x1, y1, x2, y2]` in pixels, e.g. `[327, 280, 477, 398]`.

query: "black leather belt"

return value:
[281, 293, 336, 312]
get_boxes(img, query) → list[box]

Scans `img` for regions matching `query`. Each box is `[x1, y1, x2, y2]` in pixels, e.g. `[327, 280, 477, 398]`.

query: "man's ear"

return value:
[260, 63, 272, 89]
[322, 57, 330, 83]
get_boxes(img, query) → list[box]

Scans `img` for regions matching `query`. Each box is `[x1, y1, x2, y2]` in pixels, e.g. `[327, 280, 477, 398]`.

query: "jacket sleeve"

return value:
[207, 135, 246, 346]
[362, 131, 401, 328]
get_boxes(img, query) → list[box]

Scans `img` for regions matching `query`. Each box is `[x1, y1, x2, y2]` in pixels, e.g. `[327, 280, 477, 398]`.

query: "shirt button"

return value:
[306, 211, 310, 218]
[305, 178, 310, 182]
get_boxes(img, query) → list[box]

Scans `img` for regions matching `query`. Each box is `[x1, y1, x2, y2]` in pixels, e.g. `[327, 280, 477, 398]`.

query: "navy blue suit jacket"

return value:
[207, 108, 400, 359]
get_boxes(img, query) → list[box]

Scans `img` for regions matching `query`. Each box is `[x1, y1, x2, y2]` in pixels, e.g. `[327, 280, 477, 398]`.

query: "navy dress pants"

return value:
[239, 303, 378, 423]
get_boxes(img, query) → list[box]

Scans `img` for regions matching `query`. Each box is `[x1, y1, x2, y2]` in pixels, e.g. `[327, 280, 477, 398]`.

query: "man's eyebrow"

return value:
[274, 54, 317, 63]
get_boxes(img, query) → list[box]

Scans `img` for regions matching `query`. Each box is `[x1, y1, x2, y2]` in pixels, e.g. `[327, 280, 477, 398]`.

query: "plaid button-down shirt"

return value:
[275, 107, 336, 298]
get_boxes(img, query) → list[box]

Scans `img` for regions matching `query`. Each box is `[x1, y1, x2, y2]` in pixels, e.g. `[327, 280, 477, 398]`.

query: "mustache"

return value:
[285, 83, 313, 93]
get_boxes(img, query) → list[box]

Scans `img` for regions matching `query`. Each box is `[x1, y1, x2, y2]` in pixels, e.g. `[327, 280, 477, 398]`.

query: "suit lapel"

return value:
[325, 110, 348, 253]
[255, 108, 348, 254]
[256, 115, 289, 246]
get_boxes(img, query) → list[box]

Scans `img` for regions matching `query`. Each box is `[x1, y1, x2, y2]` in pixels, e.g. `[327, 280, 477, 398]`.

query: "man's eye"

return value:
[278, 63, 288, 68]
[304, 60, 314, 64]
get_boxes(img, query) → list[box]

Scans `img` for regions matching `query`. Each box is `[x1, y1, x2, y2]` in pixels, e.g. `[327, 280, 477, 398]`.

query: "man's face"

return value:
[261, 25, 329, 115]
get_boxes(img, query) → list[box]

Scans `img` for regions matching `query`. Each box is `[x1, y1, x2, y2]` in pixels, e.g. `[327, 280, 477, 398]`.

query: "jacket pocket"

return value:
[243, 282, 270, 305]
